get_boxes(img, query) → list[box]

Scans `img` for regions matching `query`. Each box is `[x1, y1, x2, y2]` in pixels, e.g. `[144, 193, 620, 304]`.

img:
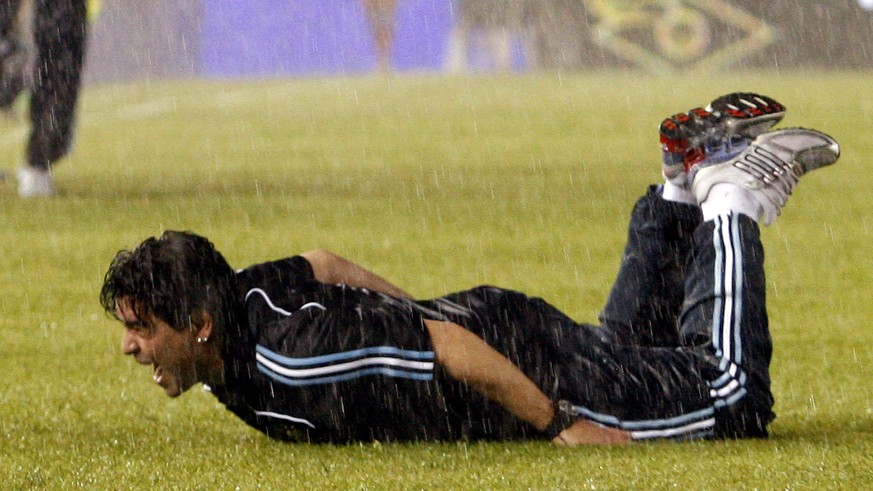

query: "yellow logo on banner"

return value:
[584, 0, 777, 74]
[88, 0, 103, 21]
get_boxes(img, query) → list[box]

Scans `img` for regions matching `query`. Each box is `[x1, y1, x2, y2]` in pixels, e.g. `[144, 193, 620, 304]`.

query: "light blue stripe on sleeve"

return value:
[257, 364, 434, 386]
[256, 344, 435, 367]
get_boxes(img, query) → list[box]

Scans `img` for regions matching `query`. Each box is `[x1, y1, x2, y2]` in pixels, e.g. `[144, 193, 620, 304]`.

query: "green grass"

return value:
[1, 72, 871, 489]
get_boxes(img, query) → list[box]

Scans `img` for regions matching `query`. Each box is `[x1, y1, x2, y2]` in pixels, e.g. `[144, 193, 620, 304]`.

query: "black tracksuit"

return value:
[211, 186, 774, 443]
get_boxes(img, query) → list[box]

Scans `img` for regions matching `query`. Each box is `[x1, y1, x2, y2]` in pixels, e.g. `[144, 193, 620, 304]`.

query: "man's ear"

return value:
[194, 311, 214, 340]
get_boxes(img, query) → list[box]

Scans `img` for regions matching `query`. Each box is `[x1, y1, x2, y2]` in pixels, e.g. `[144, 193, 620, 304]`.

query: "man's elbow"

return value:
[300, 249, 342, 283]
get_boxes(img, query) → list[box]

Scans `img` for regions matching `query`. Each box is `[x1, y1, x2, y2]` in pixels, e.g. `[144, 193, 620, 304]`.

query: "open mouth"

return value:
[153, 365, 164, 385]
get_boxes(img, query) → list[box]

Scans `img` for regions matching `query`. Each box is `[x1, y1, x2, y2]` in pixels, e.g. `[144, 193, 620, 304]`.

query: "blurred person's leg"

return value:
[0, 0, 30, 108]
[17, 0, 86, 197]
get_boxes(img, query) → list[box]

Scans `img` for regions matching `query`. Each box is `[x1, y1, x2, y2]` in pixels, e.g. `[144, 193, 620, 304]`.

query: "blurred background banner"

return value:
[84, 0, 873, 83]
[199, 0, 454, 76]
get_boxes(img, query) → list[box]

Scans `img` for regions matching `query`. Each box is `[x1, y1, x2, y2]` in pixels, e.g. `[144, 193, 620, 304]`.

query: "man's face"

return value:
[116, 299, 203, 398]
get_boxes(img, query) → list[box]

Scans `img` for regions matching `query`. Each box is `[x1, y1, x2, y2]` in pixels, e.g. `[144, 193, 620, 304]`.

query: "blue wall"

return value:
[200, 0, 455, 76]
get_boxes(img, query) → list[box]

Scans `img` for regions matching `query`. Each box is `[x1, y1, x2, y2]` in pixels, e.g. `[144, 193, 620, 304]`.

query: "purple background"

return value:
[200, 0, 457, 76]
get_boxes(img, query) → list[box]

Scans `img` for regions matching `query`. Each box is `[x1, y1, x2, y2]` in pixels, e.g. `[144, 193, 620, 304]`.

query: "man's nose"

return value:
[121, 330, 139, 355]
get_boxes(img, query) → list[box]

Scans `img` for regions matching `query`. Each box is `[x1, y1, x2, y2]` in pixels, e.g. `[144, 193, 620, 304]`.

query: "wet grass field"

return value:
[1, 72, 871, 489]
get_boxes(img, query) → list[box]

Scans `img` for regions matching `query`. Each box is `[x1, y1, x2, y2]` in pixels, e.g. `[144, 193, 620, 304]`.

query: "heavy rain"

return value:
[2, 0, 871, 488]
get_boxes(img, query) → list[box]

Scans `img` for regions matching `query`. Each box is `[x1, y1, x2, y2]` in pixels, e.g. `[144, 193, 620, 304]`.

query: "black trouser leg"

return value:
[26, 0, 86, 170]
[0, 0, 21, 34]
[0, 0, 26, 107]
[598, 185, 702, 346]
[679, 212, 774, 437]
[557, 210, 773, 440]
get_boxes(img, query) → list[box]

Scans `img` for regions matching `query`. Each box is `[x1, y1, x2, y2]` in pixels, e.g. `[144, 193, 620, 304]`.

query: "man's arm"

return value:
[424, 319, 555, 431]
[424, 319, 630, 445]
[300, 249, 413, 299]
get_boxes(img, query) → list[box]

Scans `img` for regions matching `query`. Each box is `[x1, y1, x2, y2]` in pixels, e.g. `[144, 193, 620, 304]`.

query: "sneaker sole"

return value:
[707, 92, 786, 139]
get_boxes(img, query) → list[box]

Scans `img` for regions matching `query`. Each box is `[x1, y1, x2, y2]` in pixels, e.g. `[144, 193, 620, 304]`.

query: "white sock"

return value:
[700, 183, 762, 222]
[661, 181, 697, 205]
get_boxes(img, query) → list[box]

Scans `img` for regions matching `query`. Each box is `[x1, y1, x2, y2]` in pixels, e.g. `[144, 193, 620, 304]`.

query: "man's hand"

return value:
[552, 419, 630, 446]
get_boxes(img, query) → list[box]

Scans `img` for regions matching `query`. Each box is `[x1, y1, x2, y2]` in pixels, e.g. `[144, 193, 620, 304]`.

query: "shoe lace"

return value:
[732, 146, 801, 205]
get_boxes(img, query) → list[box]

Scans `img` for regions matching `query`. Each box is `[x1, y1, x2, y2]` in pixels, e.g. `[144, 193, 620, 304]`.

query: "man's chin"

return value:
[164, 388, 183, 398]
[159, 382, 185, 398]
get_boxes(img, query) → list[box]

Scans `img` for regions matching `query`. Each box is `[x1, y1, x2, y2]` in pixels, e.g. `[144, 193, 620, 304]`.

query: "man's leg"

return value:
[557, 97, 839, 442]
[26, 0, 86, 170]
[0, 0, 27, 107]
[422, 284, 721, 440]
[677, 212, 774, 436]
[554, 210, 776, 440]
[598, 185, 701, 347]
[599, 93, 787, 348]
[0, 0, 20, 29]
[684, 126, 841, 439]
[17, 0, 86, 197]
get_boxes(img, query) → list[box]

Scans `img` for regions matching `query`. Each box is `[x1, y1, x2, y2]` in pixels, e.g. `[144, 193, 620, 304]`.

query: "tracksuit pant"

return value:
[434, 185, 775, 440]
[0, 0, 87, 170]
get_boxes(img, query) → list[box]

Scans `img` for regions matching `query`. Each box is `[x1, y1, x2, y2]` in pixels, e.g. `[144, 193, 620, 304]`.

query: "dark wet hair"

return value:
[99, 231, 237, 335]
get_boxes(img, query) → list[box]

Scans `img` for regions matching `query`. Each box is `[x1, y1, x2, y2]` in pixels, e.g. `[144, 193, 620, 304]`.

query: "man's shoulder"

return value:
[235, 256, 316, 289]
[234, 255, 322, 325]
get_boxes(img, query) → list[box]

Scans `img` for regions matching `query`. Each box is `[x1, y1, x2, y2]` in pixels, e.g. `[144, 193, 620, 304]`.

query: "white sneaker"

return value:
[691, 128, 840, 225]
[660, 93, 786, 189]
[17, 165, 54, 197]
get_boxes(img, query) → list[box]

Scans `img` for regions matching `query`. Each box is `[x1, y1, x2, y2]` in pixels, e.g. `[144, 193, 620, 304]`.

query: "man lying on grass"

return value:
[100, 93, 839, 445]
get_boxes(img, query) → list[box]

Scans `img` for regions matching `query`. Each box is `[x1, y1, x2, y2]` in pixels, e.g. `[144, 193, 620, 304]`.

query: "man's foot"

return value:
[17, 165, 54, 197]
[690, 128, 840, 225]
[660, 92, 786, 188]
